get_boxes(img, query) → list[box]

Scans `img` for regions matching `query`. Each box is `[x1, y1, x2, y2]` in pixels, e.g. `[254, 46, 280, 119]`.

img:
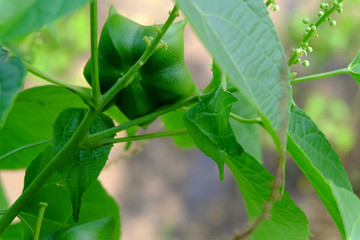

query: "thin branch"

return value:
[25, 63, 94, 107]
[290, 68, 348, 84]
[85, 129, 187, 149]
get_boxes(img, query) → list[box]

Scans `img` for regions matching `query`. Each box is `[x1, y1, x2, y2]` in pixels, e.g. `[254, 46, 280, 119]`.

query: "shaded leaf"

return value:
[77, 181, 121, 240]
[0, 0, 91, 41]
[53, 108, 115, 221]
[0, 53, 26, 127]
[0, 86, 86, 169]
[287, 107, 353, 238]
[0, 223, 23, 240]
[175, 0, 291, 151]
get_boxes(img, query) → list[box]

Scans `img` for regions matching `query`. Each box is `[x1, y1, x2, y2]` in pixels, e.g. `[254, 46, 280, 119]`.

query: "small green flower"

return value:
[330, 20, 337, 27]
[303, 60, 310, 67]
[303, 18, 310, 24]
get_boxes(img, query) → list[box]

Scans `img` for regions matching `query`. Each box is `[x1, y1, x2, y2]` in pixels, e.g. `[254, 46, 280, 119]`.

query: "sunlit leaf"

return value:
[348, 50, 360, 84]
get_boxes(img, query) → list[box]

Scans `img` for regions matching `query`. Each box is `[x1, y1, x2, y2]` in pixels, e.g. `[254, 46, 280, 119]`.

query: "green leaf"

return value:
[184, 88, 309, 239]
[287, 107, 353, 238]
[226, 154, 310, 240]
[77, 181, 121, 240]
[0, 85, 86, 169]
[0, 54, 26, 127]
[175, 0, 291, 150]
[230, 92, 262, 162]
[184, 87, 242, 181]
[161, 108, 195, 149]
[18, 212, 65, 240]
[330, 183, 360, 239]
[45, 217, 116, 240]
[348, 50, 360, 84]
[53, 108, 115, 221]
[23, 146, 72, 225]
[0, 0, 91, 41]
[0, 223, 23, 240]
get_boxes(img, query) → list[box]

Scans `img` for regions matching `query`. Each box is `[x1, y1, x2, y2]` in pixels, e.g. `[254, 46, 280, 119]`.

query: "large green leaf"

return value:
[0, 85, 86, 169]
[184, 88, 310, 239]
[0, 0, 91, 41]
[0, 53, 26, 127]
[348, 50, 360, 84]
[175, 0, 291, 149]
[77, 181, 121, 240]
[330, 183, 360, 239]
[226, 154, 310, 240]
[287, 107, 353, 238]
[53, 108, 114, 221]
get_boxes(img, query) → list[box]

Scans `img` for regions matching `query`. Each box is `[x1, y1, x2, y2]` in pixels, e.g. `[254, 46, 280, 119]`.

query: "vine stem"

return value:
[85, 129, 187, 149]
[0, 139, 52, 162]
[25, 63, 93, 107]
[90, 0, 102, 105]
[87, 95, 200, 143]
[290, 67, 348, 84]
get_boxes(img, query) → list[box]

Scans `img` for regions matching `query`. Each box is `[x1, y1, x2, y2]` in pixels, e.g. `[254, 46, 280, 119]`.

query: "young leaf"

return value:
[330, 183, 360, 239]
[184, 87, 310, 239]
[175, 0, 291, 151]
[53, 108, 115, 222]
[287, 107, 353, 238]
[0, 86, 86, 169]
[348, 50, 360, 84]
[77, 181, 121, 240]
[184, 87, 241, 181]
[0, 0, 91, 41]
[0, 53, 26, 127]
[161, 108, 195, 149]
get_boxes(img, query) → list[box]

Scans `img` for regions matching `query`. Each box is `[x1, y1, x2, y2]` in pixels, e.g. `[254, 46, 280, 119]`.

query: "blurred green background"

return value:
[3, 0, 360, 239]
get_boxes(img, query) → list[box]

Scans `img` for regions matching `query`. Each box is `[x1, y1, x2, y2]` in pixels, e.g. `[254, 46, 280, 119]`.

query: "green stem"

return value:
[90, 0, 101, 105]
[0, 108, 99, 234]
[99, 5, 179, 110]
[290, 68, 348, 84]
[230, 113, 262, 124]
[288, 3, 340, 67]
[86, 129, 187, 149]
[33, 202, 48, 240]
[88, 95, 200, 143]
[0, 139, 52, 162]
[25, 63, 93, 107]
